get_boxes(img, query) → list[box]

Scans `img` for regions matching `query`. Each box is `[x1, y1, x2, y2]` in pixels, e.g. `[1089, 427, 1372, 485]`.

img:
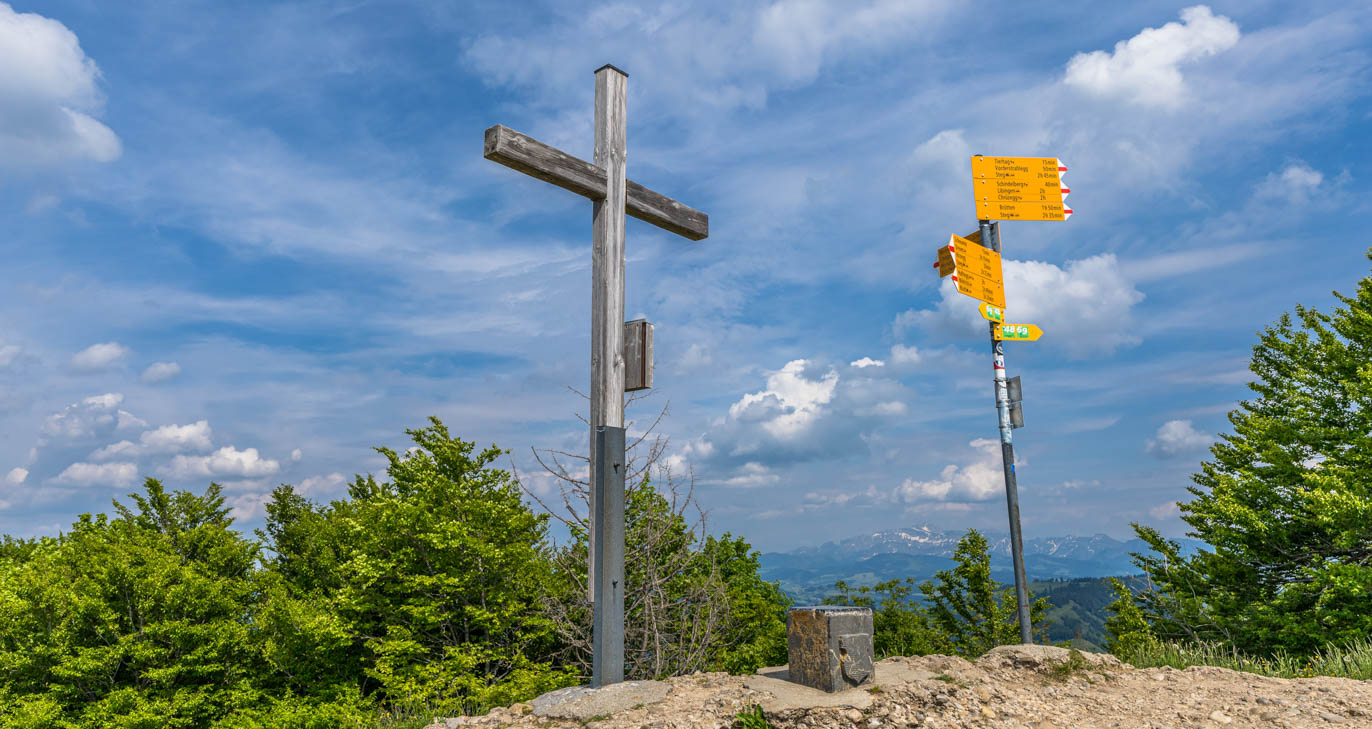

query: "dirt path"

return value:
[432, 645, 1372, 729]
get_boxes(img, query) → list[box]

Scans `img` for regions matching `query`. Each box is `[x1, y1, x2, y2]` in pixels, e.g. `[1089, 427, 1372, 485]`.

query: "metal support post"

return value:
[591, 425, 626, 686]
[981, 219, 1033, 644]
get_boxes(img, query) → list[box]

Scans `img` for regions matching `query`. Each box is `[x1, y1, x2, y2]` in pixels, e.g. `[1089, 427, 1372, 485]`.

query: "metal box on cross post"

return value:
[623, 319, 653, 392]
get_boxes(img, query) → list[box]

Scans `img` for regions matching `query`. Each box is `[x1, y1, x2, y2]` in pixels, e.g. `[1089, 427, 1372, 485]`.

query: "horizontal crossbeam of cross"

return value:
[483, 124, 709, 241]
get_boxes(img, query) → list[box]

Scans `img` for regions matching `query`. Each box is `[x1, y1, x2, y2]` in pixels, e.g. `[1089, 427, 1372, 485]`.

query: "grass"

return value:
[732, 704, 776, 729]
[932, 673, 970, 688]
[1045, 648, 1090, 682]
[371, 701, 444, 729]
[1117, 637, 1372, 680]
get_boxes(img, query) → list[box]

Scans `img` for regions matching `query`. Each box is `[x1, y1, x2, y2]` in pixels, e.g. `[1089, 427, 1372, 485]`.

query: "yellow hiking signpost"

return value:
[978, 303, 1005, 323]
[938, 234, 1005, 308]
[994, 323, 1043, 342]
[928, 153, 1075, 648]
[971, 155, 1072, 222]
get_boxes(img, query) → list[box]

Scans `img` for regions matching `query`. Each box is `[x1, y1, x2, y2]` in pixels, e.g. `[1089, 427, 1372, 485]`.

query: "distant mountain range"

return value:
[758, 525, 1203, 604]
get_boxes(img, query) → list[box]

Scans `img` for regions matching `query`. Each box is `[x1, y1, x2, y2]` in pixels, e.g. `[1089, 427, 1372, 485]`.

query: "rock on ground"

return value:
[428, 645, 1372, 729]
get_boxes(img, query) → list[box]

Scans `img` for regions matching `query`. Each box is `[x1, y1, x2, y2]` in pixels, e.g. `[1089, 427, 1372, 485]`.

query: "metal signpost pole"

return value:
[980, 219, 1034, 644]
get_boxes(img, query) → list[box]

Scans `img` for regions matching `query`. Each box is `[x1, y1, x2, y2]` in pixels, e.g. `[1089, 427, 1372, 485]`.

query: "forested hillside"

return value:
[0, 420, 789, 727]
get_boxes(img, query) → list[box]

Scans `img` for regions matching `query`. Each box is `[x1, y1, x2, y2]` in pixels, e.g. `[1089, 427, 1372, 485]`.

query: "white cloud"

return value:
[682, 357, 911, 477]
[161, 446, 280, 480]
[53, 461, 138, 487]
[728, 359, 838, 441]
[1145, 419, 1213, 458]
[850, 357, 884, 369]
[70, 341, 129, 371]
[290, 448, 302, 462]
[298, 472, 346, 496]
[89, 440, 136, 461]
[899, 254, 1144, 358]
[801, 485, 881, 509]
[0, 2, 121, 168]
[1255, 162, 1325, 205]
[226, 492, 273, 521]
[1063, 5, 1240, 108]
[1149, 501, 1182, 519]
[87, 420, 211, 460]
[140, 361, 182, 384]
[1121, 243, 1273, 284]
[463, 0, 947, 123]
[116, 410, 148, 431]
[140, 420, 213, 454]
[892, 438, 1006, 503]
[716, 462, 780, 488]
[888, 344, 922, 367]
[5, 467, 26, 484]
[42, 393, 124, 439]
[754, 0, 945, 84]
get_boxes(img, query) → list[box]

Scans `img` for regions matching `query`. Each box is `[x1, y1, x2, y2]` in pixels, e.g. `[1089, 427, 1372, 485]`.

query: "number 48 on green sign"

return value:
[995, 324, 1043, 342]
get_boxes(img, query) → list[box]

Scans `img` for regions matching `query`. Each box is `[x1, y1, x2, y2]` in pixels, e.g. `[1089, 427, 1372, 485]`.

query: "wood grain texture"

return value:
[588, 66, 628, 613]
[591, 65, 627, 433]
[484, 124, 709, 241]
[623, 319, 653, 392]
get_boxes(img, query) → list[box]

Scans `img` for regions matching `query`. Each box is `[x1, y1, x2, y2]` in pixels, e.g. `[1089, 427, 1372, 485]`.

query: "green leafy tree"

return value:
[0, 535, 41, 563]
[0, 480, 281, 727]
[1102, 577, 1153, 656]
[1131, 252, 1372, 655]
[704, 533, 790, 674]
[919, 529, 1050, 656]
[825, 578, 940, 658]
[261, 418, 575, 716]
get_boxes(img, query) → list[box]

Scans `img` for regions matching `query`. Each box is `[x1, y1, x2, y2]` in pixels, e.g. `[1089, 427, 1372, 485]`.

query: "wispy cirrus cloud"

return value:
[70, 341, 129, 371]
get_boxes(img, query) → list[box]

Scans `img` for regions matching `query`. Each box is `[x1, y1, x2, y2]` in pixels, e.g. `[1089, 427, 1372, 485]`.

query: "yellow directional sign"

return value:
[979, 303, 1005, 323]
[939, 234, 1005, 309]
[937, 245, 955, 278]
[971, 155, 1072, 222]
[994, 323, 1043, 342]
[975, 199, 1070, 222]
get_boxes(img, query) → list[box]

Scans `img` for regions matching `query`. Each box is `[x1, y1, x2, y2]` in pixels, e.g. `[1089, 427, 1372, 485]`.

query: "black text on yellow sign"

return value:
[971, 155, 1072, 221]
[939, 234, 1005, 309]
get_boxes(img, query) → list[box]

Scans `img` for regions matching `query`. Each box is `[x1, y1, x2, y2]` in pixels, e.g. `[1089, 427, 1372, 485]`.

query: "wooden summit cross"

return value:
[483, 64, 708, 688]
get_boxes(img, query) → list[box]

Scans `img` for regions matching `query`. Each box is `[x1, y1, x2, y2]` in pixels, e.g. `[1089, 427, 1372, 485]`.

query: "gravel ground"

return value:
[429, 645, 1372, 729]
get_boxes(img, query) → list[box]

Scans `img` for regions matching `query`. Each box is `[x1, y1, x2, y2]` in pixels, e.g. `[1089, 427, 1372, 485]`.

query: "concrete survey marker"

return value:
[786, 606, 875, 693]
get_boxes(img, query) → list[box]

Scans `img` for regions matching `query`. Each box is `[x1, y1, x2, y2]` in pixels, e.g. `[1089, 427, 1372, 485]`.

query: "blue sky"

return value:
[1, 0, 1369, 551]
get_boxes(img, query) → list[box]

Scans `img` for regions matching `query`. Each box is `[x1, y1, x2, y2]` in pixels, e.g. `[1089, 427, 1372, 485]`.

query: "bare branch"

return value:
[530, 396, 732, 680]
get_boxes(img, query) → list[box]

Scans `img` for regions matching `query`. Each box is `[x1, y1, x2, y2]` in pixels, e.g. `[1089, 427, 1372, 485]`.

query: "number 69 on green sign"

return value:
[995, 323, 1043, 342]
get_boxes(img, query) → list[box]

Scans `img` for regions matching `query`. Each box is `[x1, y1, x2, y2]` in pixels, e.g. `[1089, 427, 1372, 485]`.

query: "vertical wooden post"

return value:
[589, 64, 627, 687]
[591, 66, 628, 435]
